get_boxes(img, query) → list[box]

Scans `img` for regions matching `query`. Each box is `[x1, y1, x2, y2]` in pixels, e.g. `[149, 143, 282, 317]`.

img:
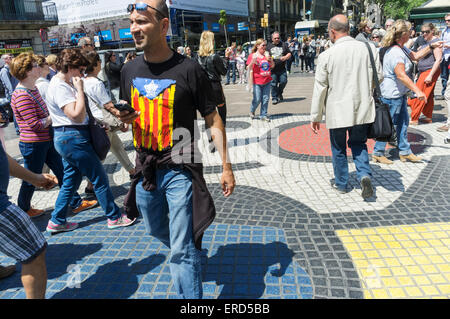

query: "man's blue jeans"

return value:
[226, 61, 236, 84]
[136, 168, 202, 299]
[51, 127, 121, 225]
[251, 82, 271, 118]
[441, 57, 449, 96]
[293, 50, 299, 67]
[373, 96, 412, 157]
[271, 71, 288, 99]
[329, 124, 372, 191]
[18, 140, 82, 212]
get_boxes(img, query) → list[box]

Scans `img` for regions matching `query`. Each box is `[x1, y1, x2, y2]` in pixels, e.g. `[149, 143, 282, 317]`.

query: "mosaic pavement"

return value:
[1, 114, 449, 299]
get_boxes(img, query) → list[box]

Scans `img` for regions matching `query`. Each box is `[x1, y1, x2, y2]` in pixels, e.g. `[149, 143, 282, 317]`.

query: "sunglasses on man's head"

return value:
[127, 3, 168, 18]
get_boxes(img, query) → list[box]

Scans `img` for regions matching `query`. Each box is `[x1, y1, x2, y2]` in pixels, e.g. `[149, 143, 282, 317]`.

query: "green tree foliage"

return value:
[219, 10, 229, 47]
[372, 0, 428, 20]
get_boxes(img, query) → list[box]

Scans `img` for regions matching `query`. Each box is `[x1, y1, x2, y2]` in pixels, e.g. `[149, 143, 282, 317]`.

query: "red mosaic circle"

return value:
[278, 124, 389, 156]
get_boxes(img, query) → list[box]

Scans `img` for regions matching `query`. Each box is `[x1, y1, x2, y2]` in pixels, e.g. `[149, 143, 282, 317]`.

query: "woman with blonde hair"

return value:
[246, 38, 274, 122]
[45, 54, 58, 80]
[372, 19, 443, 164]
[197, 31, 228, 126]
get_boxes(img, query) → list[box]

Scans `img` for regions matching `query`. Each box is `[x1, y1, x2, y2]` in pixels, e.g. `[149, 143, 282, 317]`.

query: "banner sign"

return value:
[227, 24, 235, 32]
[237, 22, 249, 31]
[51, 0, 128, 25]
[98, 30, 112, 41]
[167, 0, 248, 16]
[119, 28, 132, 40]
[211, 23, 220, 32]
[0, 39, 33, 55]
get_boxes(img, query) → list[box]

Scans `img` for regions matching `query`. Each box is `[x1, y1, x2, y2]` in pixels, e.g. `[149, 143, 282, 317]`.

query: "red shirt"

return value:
[246, 53, 272, 85]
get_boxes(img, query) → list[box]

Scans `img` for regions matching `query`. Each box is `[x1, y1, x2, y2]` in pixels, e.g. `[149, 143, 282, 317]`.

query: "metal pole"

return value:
[303, 0, 306, 21]
[182, 10, 186, 47]
[248, 16, 251, 43]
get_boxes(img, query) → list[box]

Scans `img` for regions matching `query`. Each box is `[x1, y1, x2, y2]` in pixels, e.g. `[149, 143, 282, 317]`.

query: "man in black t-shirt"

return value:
[266, 32, 292, 105]
[119, 0, 235, 299]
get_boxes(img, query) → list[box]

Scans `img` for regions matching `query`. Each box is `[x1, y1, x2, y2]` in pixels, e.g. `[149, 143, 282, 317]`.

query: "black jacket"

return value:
[197, 54, 227, 82]
[105, 61, 123, 89]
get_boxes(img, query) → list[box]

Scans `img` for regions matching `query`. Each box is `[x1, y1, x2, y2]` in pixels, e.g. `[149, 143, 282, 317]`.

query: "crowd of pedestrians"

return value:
[0, 0, 449, 300]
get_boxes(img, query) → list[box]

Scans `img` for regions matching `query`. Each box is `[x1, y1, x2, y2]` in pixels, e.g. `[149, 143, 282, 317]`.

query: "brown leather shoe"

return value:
[372, 155, 393, 164]
[27, 208, 45, 218]
[399, 153, 422, 163]
[0, 265, 16, 280]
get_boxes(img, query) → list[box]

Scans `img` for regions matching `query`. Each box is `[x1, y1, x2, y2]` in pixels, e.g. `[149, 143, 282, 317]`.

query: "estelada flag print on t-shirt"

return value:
[131, 78, 176, 151]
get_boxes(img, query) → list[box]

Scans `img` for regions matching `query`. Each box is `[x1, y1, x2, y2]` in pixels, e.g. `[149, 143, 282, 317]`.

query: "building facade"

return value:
[0, 0, 58, 56]
[46, 0, 347, 52]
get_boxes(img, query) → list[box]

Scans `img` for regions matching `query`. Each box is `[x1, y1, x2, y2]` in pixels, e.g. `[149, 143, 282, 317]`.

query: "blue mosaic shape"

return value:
[0, 213, 313, 299]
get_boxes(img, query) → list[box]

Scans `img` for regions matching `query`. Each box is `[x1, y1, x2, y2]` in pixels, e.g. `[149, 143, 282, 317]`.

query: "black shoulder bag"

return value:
[84, 94, 111, 161]
[364, 42, 397, 143]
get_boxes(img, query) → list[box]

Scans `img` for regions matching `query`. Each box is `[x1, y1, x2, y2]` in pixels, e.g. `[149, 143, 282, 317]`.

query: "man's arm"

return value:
[7, 153, 57, 189]
[409, 41, 443, 61]
[0, 69, 13, 94]
[204, 111, 235, 197]
[310, 53, 329, 133]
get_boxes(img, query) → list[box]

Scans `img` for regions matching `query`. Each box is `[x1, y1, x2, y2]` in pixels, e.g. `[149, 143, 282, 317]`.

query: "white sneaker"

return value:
[249, 112, 255, 120]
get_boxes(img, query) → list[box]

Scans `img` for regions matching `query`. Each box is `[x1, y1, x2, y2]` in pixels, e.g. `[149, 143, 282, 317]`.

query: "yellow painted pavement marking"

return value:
[337, 222, 450, 299]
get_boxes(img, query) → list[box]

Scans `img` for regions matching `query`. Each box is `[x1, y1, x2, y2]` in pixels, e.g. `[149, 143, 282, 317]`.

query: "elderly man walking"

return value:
[310, 14, 383, 199]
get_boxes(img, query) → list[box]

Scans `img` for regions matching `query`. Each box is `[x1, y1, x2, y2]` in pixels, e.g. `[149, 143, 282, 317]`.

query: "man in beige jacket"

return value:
[310, 14, 383, 199]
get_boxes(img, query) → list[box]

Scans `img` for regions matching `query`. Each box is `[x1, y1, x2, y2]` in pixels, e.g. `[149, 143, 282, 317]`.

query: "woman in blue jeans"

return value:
[246, 38, 275, 122]
[9, 52, 96, 219]
[45, 49, 136, 233]
[372, 20, 442, 164]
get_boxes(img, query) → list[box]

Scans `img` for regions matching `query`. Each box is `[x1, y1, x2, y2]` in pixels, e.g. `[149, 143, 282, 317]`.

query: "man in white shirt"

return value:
[310, 14, 382, 200]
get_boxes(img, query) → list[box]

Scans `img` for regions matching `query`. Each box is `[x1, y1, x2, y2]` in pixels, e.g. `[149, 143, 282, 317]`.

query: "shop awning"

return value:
[295, 20, 319, 29]
[410, 12, 448, 19]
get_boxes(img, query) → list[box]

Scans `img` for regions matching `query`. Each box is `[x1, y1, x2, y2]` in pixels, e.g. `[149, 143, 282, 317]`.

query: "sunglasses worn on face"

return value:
[422, 30, 431, 34]
[127, 3, 168, 18]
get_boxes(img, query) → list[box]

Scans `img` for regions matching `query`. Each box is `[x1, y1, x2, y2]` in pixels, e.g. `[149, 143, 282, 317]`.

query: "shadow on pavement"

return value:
[202, 242, 295, 299]
[51, 254, 166, 299]
[0, 243, 103, 293]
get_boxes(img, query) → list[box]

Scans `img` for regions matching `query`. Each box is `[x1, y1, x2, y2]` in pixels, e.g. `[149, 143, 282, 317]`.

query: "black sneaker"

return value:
[278, 95, 284, 102]
[360, 176, 374, 199]
[444, 138, 450, 144]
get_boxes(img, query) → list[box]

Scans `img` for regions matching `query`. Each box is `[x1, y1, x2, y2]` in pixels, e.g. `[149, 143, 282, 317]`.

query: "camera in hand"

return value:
[113, 103, 135, 113]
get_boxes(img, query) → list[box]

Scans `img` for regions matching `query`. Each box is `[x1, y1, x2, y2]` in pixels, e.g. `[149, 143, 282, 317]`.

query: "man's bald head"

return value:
[329, 14, 350, 34]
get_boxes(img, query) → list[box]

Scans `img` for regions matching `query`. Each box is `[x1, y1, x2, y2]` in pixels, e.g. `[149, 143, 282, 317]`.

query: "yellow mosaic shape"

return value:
[337, 222, 450, 299]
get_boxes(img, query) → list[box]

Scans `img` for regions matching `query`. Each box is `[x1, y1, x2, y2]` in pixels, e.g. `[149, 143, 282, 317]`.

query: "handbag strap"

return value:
[82, 91, 96, 124]
[15, 87, 49, 115]
[364, 42, 382, 98]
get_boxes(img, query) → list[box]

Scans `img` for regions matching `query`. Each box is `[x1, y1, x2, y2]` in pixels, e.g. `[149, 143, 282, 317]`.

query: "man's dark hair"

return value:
[155, 0, 169, 20]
